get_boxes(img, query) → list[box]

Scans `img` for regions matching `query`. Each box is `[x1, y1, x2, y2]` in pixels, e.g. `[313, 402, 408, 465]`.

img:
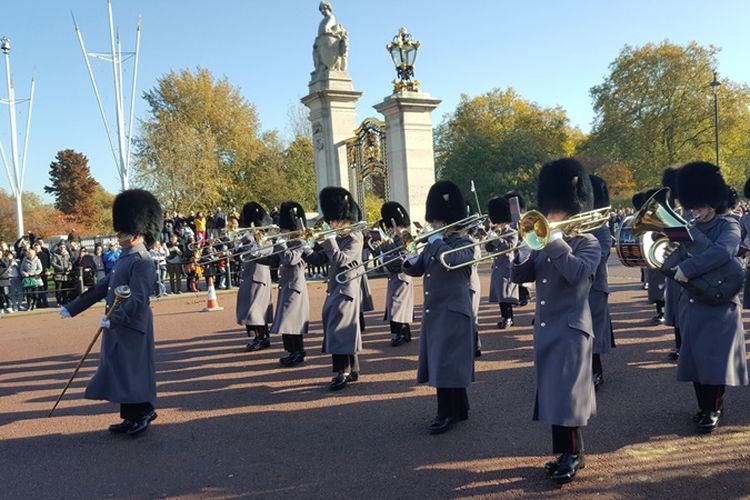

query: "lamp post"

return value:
[386, 27, 420, 93]
[0, 36, 36, 238]
[710, 71, 721, 167]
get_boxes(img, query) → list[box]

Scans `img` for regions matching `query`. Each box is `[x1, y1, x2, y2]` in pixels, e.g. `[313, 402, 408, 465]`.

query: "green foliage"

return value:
[583, 41, 750, 190]
[134, 67, 317, 214]
[363, 191, 384, 224]
[44, 149, 100, 221]
[435, 88, 580, 208]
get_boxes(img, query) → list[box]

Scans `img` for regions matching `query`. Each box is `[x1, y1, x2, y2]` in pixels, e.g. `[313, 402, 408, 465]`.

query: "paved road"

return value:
[1, 258, 749, 498]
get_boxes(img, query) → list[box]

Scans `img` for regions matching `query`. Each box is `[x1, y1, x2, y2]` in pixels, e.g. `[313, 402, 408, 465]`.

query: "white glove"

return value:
[427, 233, 444, 244]
[673, 266, 688, 283]
[276, 236, 286, 244]
[549, 229, 564, 242]
[324, 232, 337, 241]
[99, 316, 111, 329]
[59, 307, 71, 319]
[517, 246, 532, 262]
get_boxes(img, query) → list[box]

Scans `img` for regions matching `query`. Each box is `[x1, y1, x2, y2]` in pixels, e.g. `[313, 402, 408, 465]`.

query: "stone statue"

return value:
[312, 1, 348, 74]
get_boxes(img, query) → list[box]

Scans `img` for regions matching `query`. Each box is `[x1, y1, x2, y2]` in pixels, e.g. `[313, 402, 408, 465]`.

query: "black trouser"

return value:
[282, 334, 304, 353]
[655, 300, 664, 316]
[246, 325, 268, 338]
[519, 285, 530, 303]
[592, 353, 603, 376]
[552, 425, 583, 454]
[120, 402, 154, 421]
[389, 321, 411, 340]
[436, 388, 469, 419]
[332, 354, 359, 374]
[693, 382, 725, 411]
[359, 311, 366, 331]
[674, 327, 682, 350]
[500, 303, 514, 320]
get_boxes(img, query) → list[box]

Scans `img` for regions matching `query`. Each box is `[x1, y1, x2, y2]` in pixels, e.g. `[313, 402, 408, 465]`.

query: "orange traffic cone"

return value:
[202, 276, 224, 312]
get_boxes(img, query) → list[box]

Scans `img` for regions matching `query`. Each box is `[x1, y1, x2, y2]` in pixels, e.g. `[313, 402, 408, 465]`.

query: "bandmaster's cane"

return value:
[48, 285, 132, 417]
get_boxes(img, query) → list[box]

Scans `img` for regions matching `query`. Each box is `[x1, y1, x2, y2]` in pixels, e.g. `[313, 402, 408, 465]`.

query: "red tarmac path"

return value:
[1, 258, 749, 498]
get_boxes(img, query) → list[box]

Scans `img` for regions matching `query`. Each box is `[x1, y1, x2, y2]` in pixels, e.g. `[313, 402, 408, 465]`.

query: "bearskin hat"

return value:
[504, 191, 526, 211]
[319, 186, 358, 223]
[589, 175, 610, 210]
[425, 180, 466, 224]
[112, 189, 163, 247]
[716, 186, 739, 214]
[240, 202, 270, 227]
[537, 158, 593, 216]
[488, 196, 511, 224]
[677, 161, 728, 210]
[278, 201, 306, 231]
[381, 201, 410, 228]
[631, 192, 644, 210]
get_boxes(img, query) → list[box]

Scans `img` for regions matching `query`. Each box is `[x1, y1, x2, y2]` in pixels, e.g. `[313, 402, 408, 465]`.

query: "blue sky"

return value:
[2, 0, 749, 199]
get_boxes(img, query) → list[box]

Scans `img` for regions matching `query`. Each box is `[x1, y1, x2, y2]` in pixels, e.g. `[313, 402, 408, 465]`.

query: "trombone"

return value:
[334, 213, 486, 284]
[439, 207, 611, 270]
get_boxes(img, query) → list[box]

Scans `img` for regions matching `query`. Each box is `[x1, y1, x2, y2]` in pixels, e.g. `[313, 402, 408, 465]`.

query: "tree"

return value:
[44, 149, 99, 222]
[583, 41, 750, 189]
[134, 67, 265, 211]
[435, 88, 581, 207]
[594, 163, 637, 199]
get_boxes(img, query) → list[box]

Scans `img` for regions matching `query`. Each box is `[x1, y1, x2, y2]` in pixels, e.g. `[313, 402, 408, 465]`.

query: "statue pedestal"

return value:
[302, 71, 362, 206]
[374, 90, 441, 226]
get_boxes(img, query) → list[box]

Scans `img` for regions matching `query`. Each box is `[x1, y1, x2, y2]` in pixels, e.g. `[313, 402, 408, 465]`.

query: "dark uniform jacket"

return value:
[65, 244, 157, 404]
[676, 215, 748, 386]
[512, 234, 600, 427]
[403, 233, 475, 388]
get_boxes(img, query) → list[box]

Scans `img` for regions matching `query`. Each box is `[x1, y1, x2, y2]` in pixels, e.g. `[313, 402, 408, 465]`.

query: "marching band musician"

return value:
[589, 175, 614, 390]
[272, 201, 311, 367]
[467, 203, 483, 357]
[379, 201, 414, 347]
[741, 178, 750, 309]
[661, 167, 683, 359]
[634, 189, 668, 325]
[304, 187, 364, 391]
[235, 202, 274, 352]
[60, 189, 163, 436]
[671, 162, 748, 433]
[505, 191, 530, 307]
[486, 196, 519, 330]
[511, 158, 600, 484]
[402, 180, 476, 435]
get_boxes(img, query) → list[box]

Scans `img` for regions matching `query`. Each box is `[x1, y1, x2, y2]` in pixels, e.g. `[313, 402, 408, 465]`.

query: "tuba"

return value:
[627, 187, 745, 305]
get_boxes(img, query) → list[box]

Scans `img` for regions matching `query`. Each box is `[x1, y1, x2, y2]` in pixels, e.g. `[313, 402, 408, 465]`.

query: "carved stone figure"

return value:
[312, 1, 349, 73]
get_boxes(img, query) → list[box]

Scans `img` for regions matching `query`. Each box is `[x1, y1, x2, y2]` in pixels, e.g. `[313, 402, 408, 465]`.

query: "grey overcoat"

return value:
[512, 234, 600, 427]
[65, 244, 157, 404]
[739, 212, 750, 308]
[306, 232, 363, 355]
[676, 216, 748, 386]
[381, 241, 414, 324]
[486, 227, 519, 304]
[403, 233, 475, 388]
[590, 225, 613, 355]
[235, 246, 274, 327]
[360, 273, 375, 312]
[270, 240, 309, 336]
[469, 243, 481, 321]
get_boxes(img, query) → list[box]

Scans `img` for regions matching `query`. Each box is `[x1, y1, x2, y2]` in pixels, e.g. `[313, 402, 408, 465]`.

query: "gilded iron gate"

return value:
[345, 117, 388, 217]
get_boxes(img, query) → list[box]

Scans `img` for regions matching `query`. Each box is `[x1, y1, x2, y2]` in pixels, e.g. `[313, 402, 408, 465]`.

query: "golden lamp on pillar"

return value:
[387, 27, 421, 93]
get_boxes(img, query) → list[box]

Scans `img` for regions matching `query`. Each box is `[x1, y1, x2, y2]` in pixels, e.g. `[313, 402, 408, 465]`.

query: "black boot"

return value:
[330, 372, 349, 391]
[551, 453, 585, 484]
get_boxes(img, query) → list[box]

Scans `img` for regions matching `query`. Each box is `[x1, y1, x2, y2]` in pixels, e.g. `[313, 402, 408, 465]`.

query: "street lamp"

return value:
[710, 71, 721, 167]
[386, 27, 420, 93]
